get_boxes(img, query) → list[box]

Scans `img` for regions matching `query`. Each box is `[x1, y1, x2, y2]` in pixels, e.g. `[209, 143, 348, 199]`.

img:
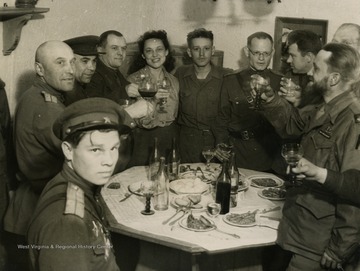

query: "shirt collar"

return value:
[183, 64, 222, 79]
[33, 77, 65, 103]
[323, 91, 358, 124]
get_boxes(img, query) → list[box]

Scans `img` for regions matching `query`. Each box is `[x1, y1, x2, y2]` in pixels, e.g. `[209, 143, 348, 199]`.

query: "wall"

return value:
[1, 0, 360, 114]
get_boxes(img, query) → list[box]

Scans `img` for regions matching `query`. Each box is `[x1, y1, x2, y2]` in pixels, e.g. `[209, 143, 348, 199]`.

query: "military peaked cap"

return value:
[63, 35, 103, 56]
[53, 98, 131, 140]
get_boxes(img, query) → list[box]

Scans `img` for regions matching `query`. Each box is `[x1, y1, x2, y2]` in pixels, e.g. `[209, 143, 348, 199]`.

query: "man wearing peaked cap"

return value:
[63, 35, 102, 105]
[53, 97, 131, 140]
[28, 98, 129, 271]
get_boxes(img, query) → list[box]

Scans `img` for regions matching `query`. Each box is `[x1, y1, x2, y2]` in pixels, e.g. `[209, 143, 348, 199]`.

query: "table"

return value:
[101, 163, 284, 271]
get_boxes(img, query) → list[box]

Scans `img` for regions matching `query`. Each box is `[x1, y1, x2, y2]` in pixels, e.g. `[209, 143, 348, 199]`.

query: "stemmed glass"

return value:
[202, 146, 215, 171]
[250, 75, 269, 110]
[138, 77, 158, 100]
[281, 143, 304, 186]
[140, 181, 156, 215]
[157, 77, 171, 113]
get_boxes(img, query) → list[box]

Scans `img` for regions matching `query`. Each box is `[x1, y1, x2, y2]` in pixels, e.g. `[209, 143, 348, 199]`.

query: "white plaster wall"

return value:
[1, 0, 360, 114]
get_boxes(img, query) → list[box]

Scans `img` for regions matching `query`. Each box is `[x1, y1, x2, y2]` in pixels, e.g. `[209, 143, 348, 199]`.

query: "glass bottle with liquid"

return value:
[167, 137, 180, 181]
[154, 157, 169, 211]
[215, 160, 231, 214]
[228, 152, 240, 208]
[149, 137, 160, 181]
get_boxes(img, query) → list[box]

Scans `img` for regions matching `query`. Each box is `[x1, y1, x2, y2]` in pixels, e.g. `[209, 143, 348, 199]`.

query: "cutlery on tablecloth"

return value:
[119, 188, 141, 202]
[169, 208, 191, 226]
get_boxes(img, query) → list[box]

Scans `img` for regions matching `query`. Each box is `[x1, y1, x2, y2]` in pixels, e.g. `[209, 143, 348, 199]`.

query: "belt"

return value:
[229, 130, 256, 141]
[181, 126, 212, 136]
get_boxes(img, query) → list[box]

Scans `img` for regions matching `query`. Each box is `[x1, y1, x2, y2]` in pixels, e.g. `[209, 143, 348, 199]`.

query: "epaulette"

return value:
[41, 91, 58, 103]
[64, 182, 85, 218]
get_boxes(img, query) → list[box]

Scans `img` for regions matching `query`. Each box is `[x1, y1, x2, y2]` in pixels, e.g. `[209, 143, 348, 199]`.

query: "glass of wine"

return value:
[157, 77, 171, 113]
[140, 181, 156, 215]
[138, 77, 158, 100]
[249, 75, 269, 110]
[206, 202, 221, 218]
[202, 146, 215, 171]
[281, 143, 304, 186]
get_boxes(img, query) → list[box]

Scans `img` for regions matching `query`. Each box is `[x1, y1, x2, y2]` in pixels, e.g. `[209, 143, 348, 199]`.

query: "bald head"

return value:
[332, 23, 360, 53]
[35, 40, 75, 92]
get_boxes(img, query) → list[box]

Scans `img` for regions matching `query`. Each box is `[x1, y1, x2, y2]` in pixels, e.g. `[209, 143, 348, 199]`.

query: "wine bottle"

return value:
[149, 137, 160, 181]
[167, 137, 180, 181]
[228, 152, 239, 208]
[215, 160, 231, 214]
[154, 157, 169, 211]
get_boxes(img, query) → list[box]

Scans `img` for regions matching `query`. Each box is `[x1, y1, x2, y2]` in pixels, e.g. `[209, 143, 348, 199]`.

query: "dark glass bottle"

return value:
[167, 137, 180, 181]
[215, 160, 231, 214]
[228, 152, 239, 208]
[154, 157, 169, 211]
[149, 137, 160, 181]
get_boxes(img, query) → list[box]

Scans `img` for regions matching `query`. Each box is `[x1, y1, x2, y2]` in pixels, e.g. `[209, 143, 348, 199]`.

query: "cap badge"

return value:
[103, 117, 111, 124]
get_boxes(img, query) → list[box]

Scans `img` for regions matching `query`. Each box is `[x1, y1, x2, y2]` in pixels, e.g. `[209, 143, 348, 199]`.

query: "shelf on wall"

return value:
[0, 7, 49, 56]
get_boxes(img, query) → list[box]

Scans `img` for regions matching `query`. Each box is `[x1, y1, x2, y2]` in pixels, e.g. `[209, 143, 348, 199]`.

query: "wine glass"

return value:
[281, 143, 304, 186]
[202, 147, 215, 171]
[138, 77, 158, 100]
[140, 181, 156, 215]
[250, 75, 269, 110]
[157, 77, 171, 113]
[206, 202, 221, 218]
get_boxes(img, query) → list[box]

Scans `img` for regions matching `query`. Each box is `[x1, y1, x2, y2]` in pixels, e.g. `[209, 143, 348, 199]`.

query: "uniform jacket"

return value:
[263, 91, 360, 263]
[28, 163, 119, 271]
[86, 60, 130, 103]
[63, 80, 89, 106]
[212, 68, 283, 171]
[174, 64, 232, 130]
[14, 77, 64, 188]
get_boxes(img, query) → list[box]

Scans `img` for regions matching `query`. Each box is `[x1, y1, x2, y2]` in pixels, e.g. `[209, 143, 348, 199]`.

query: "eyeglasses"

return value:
[247, 47, 273, 58]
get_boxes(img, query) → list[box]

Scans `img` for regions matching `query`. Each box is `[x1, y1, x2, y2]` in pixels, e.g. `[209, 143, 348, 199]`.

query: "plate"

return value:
[238, 179, 250, 192]
[169, 178, 209, 194]
[247, 175, 284, 188]
[171, 196, 204, 210]
[179, 217, 215, 232]
[258, 188, 286, 201]
[223, 212, 258, 227]
[178, 170, 216, 183]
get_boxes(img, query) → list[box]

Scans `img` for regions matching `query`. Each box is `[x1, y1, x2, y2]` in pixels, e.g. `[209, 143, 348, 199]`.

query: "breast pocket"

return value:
[229, 96, 250, 118]
[308, 132, 336, 167]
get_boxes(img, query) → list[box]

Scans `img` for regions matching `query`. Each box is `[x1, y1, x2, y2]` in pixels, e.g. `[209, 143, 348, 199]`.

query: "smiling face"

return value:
[63, 130, 120, 186]
[246, 37, 273, 71]
[187, 37, 214, 68]
[35, 41, 75, 92]
[142, 38, 168, 69]
[73, 54, 97, 84]
[98, 34, 127, 69]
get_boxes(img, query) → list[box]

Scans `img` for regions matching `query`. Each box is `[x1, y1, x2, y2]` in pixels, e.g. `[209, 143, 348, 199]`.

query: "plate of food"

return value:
[223, 211, 258, 227]
[179, 214, 215, 232]
[170, 178, 209, 194]
[178, 169, 216, 183]
[258, 187, 286, 201]
[247, 175, 284, 188]
[171, 194, 204, 210]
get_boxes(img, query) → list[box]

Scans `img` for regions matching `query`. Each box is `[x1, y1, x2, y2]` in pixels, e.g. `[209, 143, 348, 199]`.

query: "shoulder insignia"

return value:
[64, 183, 85, 218]
[41, 91, 58, 103]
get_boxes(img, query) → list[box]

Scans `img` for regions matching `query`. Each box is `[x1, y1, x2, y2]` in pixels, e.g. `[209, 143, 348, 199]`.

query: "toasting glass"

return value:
[281, 143, 304, 186]
[140, 181, 156, 215]
[157, 78, 171, 113]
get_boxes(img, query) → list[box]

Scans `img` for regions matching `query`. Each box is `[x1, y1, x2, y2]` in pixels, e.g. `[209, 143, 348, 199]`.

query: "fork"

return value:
[169, 208, 191, 226]
[162, 207, 186, 225]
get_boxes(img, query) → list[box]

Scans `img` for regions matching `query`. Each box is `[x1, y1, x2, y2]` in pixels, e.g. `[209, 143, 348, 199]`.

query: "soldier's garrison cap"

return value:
[53, 98, 131, 140]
